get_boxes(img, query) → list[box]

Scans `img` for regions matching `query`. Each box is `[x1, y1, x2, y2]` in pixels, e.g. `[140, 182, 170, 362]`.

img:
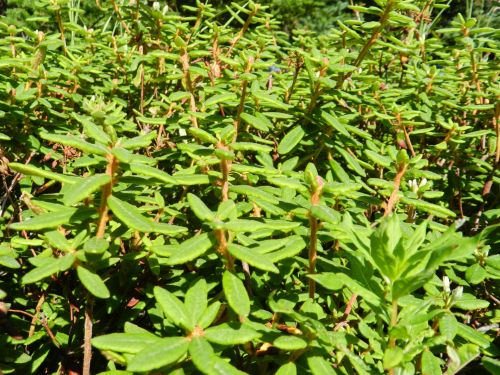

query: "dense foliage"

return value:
[0, 1, 499, 374]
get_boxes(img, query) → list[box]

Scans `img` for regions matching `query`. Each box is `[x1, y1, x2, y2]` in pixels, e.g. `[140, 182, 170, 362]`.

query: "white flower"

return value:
[443, 276, 451, 293]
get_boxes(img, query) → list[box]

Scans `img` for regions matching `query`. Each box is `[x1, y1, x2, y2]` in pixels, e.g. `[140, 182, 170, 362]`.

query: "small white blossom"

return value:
[443, 276, 450, 293]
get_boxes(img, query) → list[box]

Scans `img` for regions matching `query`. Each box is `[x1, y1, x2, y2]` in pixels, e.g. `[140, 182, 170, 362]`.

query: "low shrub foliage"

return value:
[0, 0, 498, 374]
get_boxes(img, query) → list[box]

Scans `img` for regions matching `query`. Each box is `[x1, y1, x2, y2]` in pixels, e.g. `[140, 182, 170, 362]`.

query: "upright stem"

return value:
[227, 5, 259, 56]
[82, 297, 93, 375]
[233, 57, 254, 141]
[337, 0, 395, 88]
[384, 164, 407, 217]
[83, 153, 117, 375]
[96, 154, 117, 238]
[308, 181, 323, 299]
[494, 102, 500, 165]
[308, 216, 318, 298]
[388, 299, 398, 375]
[180, 48, 198, 128]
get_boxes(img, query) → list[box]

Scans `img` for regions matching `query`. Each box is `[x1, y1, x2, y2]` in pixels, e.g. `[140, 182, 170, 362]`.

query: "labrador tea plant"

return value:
[0, 0, 499, 374]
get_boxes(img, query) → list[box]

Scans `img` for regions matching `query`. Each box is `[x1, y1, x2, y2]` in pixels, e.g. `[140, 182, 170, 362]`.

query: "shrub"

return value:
[0, 1, 498, 374]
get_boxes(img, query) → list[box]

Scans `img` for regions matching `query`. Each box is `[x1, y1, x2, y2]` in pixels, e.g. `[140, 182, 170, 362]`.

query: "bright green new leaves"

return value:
[278, 126, 305, 155]
[127, 337, 189, 372]
[222, 271, 250, 317]
[76, 266, 110, 299]
[227, 244, 279, 273]
[107, 195, 186, 235]
[187, 193, 216, 222]
[370, 214, 403, 281]
[204, 323, 261, 345]
[154, 286, 193, 331]
[62, 174, 110, 206]
[9, 209, 77, 231]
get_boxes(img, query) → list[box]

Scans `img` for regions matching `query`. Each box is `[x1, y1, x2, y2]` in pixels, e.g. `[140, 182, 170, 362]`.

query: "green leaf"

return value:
[364, 149, 392, 168]
[22, 258, 61, 284]
[212, 358, 248, 375]
[455, 322, 491, 348]
[189, 337, 215, 374]
[383, 347, 404, 369]
[222, 219, 266, 232]
[129, 163, 177, 184]
[307, 356, 337, 375]
[240, 113, 270, 132]
[465, 263, 487, 285]
[227, 244, 279, 273]
[308, 273, 343, 291]
[204, 323, 261, 345]
[0, 255, 20, 269]
[335, 147, 366, 177]
[321, 111, 350, 137]
[253, 91, 291, 110]
[205, 93, 236, 107]
[267, 236, 307, 262]
[392, 271, 433, 300]
[8, 162, 76, 184]
[231, 142, 272, 153]
[187, 193, 216, 222]
[421, 351, 442, 375]
[223, 271, 250, 317]
[40, 132, 108, 156]
[163, 233, 214, 265]
[198, 302, 221, 329]
[439, 313, 458, 341]
[273, 335, 307, 351]
[310, 206, 341, 223]
[189, 127, 218, 144]
[83, 237, 109, 255]
[77, 266, 110, 299]
[154, 286, 193, 331]
[108, 195, 186, 234]
[62, 174, 110, 206]
[454, 293, 490, 310]
[400, 197, 456, 218]
[120, 132, 157, 150]
[92, 333, 161, 354]
[370, 214, 402, 280]
[44, 230, 72, 252]
[278, 126, 305, 155]
[76, 114, 112, 145]
[185, 279, 208, 325]
[174, 174, 211, 185]
[276, 362, 297, 375]
[127, 337, 189, 372]
[482, 357, 500, 375]
[9, 209, 77, 231]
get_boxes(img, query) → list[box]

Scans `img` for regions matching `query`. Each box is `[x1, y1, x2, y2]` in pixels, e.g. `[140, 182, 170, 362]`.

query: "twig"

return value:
[82, 297, 93, 375]
[334, 293, 358, 330]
